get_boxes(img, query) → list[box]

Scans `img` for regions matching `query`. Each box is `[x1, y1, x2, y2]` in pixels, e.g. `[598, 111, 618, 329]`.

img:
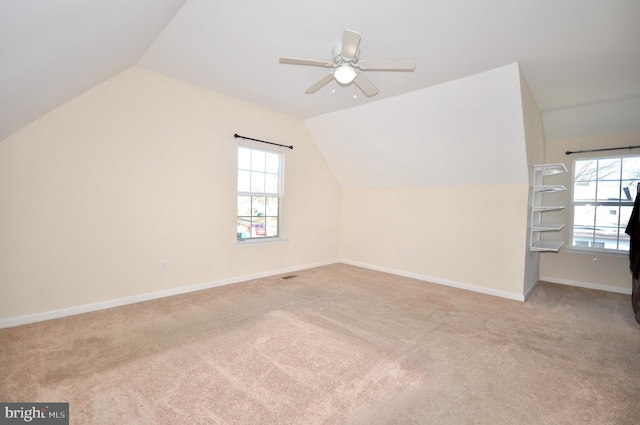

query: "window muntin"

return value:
[237, 146, 282, 240]
[572, 156, 640, 252]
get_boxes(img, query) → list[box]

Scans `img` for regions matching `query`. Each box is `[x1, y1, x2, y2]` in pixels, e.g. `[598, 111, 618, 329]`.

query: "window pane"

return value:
[622, 157, 640, 180]
[573, 225, 594, 247]
[251, 150, 265, 172]
[251, 172, 265, 193]
[238, 170, 251, 192]
[596, 180, 621, 201]
[265, 197, 279, 216]
[237, 196, 251, 216]
[250, 217, 266, 238]
[574, 160, 598, 183]
[266, 217, 278, 237]
[238, 147, 251, 170]
[265, 173, 279, 194]
[237, 218, 250, 240]
[265, 152, 280, 173]
[597, 158, 621, 182]
[622, 157, 640, 201]
[573, 180, 596, 202]
[595, 205, 620, 250]
[252, 196, 266, 217]
[573, 205, 595, 247]
[621, 205, 633, 230]
[621, 183, 635, 201]
[573, 205, 595, 227]
[619, 204, 633, 250]
[595, 205, 619, 229]
[619, 230, 631, 251]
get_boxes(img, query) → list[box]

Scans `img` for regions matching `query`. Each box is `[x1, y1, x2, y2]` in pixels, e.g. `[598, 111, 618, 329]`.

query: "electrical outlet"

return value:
[592, 258, 599, 268]
[401, 249, 407, 258]
[161, 260, 168, 271]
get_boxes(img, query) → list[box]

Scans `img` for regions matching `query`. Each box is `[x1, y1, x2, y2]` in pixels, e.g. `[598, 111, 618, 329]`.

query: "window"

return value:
[572, 156, 640, 252]
[237, 146, 282, 241]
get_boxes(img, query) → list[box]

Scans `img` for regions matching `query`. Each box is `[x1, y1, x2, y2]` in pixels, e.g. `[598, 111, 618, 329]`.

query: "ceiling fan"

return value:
[279, 29, 416, 97]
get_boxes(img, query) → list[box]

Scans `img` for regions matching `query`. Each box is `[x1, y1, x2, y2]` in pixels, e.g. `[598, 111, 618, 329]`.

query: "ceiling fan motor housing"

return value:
[332, 43, 358, 65]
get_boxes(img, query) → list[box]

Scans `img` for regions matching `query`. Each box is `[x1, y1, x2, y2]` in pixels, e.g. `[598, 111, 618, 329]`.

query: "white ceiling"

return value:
[1, 0, 639, 142]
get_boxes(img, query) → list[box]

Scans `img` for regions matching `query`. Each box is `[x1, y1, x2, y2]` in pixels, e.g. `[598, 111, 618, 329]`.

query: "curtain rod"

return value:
[565, 145, 640, 155]
[234, 133, 293, 150]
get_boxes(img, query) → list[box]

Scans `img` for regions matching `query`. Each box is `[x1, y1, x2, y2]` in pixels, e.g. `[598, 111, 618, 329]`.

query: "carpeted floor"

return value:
[1, 263, 639, 424]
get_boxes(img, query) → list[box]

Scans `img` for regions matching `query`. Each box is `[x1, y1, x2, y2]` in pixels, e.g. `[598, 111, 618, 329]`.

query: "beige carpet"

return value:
[1, 263, 639, 424]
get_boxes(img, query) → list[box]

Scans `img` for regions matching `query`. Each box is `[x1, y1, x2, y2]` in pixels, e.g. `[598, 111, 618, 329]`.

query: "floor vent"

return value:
[281, 275, 297, 280]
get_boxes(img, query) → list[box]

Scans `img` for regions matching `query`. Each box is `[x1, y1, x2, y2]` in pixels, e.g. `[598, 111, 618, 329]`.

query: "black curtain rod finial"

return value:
[234, 133, 293, 150]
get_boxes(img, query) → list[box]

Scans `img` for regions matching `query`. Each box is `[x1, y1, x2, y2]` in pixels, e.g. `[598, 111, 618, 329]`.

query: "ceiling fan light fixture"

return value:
[280, 29, 414, 96]
[334, 65, 357, 84]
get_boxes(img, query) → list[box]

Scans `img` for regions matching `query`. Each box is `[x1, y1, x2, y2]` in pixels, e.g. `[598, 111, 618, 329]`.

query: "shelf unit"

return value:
[530, 164, 567, 252]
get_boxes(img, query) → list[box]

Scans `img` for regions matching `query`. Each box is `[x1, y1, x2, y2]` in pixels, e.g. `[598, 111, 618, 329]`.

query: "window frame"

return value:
[236, 144, 284, 242]
[570, 155, 640, 254]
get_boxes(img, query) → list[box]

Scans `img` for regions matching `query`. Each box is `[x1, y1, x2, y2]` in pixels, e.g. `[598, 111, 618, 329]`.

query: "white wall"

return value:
[307, 64, 532, 299]
[543, 97, 640, 141]
[0, 66, 341, 324]
[520, 69, 546, 297]
[339, 184, 529, 299]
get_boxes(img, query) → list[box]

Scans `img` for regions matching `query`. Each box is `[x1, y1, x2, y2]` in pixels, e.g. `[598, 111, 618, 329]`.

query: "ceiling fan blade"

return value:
[353, 72, 379, 97]
[358, 58, 416, 71]
[305, 73, 335, 94]
[341, 29, 361, 60]
[279, 57, 333, 67]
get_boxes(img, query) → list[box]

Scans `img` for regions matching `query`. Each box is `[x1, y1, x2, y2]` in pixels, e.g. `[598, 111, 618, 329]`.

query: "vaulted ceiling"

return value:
[1, 0, 639, 142]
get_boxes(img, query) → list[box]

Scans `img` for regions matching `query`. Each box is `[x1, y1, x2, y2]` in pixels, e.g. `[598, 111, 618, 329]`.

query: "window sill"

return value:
[233, 237, 288, 247]
[562, 246, 628, 257]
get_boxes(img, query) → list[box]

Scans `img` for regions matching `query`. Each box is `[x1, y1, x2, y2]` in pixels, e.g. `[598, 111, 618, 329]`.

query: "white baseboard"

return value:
[14, 259, 625, 329]
[340, 259, 526, 302]
[0, 259, 339, 329]
[540, 276, 632, 295]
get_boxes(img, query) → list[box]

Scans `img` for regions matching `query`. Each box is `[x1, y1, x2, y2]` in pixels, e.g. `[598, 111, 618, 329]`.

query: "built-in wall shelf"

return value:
[530, 240, 565, 252]
[534, 164, 568, 176]
[531, 222, 565, 232]
[530, 164, 567, 252]
[533, 185, 566, 193]
[532, 205, 565, 213]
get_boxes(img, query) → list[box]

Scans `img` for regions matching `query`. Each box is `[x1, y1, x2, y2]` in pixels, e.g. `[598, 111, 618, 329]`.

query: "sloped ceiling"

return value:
[305, 64, 530, 187]
[0, 0, 188, 141]
[1, 0, 639, 144]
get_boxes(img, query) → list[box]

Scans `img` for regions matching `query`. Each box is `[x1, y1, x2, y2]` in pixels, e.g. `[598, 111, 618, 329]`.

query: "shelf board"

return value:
[533, 185, 566, 193]
[533, 163, 568, 176]
[532, 205, 565, 212]
[531, 222, 565, 232]
[530, 240, 564, 252]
